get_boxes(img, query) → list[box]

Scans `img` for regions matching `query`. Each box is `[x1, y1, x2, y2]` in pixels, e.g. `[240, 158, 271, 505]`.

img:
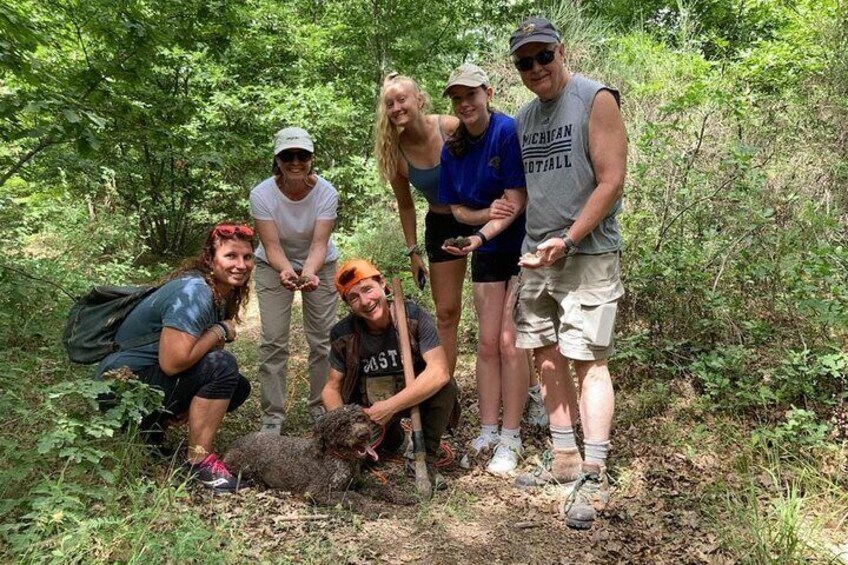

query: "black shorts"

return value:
[425, 211, 475, 264]
[471, 251, 520, 283]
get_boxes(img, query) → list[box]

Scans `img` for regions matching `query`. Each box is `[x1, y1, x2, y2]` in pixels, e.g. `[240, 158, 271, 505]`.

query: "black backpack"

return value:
[62, 284, 161, 364]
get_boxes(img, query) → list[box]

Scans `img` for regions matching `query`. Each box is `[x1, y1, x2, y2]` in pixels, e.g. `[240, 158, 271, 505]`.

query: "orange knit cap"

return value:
[335, 259, 382, 298]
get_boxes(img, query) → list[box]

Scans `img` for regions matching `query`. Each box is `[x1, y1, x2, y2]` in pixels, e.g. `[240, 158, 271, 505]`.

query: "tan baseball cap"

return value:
[442, 63, 489, 96]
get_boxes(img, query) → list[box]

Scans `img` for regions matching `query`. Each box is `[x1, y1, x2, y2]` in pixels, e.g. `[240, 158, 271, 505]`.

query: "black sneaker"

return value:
[182, 454, 246, 493]
[139, 410, 169, 445]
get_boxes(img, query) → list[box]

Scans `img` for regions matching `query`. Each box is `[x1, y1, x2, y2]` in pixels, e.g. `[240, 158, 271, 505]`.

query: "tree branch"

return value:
[0, 136, 61, 187]
[0, 263, 76, 300]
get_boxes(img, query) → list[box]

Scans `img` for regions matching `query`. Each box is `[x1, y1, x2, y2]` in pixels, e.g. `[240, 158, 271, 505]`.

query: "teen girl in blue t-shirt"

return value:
[439, 63, 532, 476]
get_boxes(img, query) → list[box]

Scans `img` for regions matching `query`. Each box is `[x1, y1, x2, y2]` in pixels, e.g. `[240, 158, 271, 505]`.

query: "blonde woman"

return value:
[374, 73, 470, 376]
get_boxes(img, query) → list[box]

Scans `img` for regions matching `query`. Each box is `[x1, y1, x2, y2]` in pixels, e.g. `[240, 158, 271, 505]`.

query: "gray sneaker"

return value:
[562, 463, 609, 530]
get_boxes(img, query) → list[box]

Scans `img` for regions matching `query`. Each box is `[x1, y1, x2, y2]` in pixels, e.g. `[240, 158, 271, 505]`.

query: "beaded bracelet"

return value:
[209, 324, 226, 344]
[215, 322, 234, 343]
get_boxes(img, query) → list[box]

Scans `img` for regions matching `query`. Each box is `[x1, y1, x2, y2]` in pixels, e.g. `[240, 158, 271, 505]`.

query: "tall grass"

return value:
[720, 452, 847, 564]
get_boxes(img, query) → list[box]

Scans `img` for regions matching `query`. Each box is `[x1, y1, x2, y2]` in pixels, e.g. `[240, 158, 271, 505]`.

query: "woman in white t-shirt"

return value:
[250, 127, 339, 432]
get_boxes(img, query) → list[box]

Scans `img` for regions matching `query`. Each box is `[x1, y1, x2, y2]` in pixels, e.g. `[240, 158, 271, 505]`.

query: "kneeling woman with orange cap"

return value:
[321, 259, 458, 487]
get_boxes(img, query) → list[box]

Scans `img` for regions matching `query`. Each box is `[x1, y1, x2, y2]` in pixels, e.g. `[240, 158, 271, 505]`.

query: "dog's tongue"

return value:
[365, 444, 379, 461]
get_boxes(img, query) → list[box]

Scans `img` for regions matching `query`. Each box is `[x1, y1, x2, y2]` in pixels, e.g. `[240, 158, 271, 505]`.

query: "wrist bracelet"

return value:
[473, 230, 488, 245]
[405, 244, 421, 257]
[209, 325, 226, 344]
[215, 322, 234, 343]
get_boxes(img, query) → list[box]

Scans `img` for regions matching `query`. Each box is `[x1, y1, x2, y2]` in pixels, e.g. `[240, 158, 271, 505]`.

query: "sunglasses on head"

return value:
[277, 150, 313, 163]
[338, 267, 358, 286]
[212, 224, 254, 239]
[513, 48, 557, 72]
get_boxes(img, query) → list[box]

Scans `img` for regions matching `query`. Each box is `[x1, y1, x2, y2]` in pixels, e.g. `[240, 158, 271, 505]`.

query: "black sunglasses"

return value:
[513, 48, 557, 72]
[338, 267, 357, 286]
[277, 150, 313, 163]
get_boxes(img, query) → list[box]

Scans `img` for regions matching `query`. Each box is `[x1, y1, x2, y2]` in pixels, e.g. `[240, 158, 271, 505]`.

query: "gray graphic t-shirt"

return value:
[515, 74, 623, 254]
[329, 303, 440, 379]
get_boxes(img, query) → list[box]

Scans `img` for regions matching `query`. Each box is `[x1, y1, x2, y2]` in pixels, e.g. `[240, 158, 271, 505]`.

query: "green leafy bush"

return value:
[1, 372, 164, 559]
[753, 408, 832, 455]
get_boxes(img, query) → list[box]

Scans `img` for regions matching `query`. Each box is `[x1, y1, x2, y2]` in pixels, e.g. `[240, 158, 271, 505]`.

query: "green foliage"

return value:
[688, 342, 847, 417]
[0, 364, 166, 561]
[0, 0, 846, 560]
[717, 445, 848, 564]
[333, 198, 432, 306]
[2, 479, 237, 563]
[1, 374, 162, 496]
[591, 17, 847, 429]
[2, 0, 519, 254]
[689, 346, 766, 410]
[330, 156, 386, 232]
[770, 349, 848, 408]
[753, 408, 832, 455]
[36, 378, 162, 477]
[721, 477, 813, 563]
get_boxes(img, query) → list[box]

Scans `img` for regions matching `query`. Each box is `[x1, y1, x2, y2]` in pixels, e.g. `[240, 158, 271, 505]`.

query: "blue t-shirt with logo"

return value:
[439, 112, 527, 254]
[96, 275, 219, 377]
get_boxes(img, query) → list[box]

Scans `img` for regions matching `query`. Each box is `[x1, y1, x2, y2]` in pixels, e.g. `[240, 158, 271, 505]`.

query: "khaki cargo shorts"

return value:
[513, 252, 624, 361]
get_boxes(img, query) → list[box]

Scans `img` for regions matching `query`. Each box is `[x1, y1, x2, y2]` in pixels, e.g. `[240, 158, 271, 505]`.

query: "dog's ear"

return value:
[314, 406, 347, 452]
[313, 411, 330, 452]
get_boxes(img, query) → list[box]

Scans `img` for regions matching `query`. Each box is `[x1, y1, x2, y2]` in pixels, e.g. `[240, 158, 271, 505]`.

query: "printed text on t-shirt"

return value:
[361, 349, 401, 375]
[521, 124, 574, 174]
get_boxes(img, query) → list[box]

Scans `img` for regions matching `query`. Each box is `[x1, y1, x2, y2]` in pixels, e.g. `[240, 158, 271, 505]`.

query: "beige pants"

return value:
[255, 260, 338, 425]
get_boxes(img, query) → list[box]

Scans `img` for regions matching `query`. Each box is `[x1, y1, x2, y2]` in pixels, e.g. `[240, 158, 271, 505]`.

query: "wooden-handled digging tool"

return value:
[391, 277, 432, 501]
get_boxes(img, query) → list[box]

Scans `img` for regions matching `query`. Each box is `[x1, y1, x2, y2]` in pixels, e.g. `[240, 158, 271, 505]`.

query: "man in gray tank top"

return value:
[508, 16, 627, 531]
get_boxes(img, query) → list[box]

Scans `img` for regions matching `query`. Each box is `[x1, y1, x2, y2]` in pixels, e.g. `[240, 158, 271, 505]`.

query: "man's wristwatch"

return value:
[405, 244, 421, 257]
[561, 234, 578, 256]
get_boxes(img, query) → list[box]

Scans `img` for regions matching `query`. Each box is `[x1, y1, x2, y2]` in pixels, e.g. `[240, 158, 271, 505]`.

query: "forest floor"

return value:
[147, 297, 842, 564]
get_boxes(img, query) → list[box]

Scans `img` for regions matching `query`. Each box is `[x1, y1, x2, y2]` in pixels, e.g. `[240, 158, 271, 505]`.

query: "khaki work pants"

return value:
[255, 260, 338, 426]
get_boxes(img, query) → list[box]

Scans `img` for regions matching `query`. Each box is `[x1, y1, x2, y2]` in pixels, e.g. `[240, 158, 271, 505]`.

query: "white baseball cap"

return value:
[273, 127, 314, 155]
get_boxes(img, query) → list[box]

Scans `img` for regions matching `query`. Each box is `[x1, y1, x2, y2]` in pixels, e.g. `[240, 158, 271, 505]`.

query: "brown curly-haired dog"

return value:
[223, 405, 406, 509]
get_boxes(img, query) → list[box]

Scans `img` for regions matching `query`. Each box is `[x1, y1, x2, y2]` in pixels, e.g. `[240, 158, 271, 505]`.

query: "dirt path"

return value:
[187, 297, 733, 564]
